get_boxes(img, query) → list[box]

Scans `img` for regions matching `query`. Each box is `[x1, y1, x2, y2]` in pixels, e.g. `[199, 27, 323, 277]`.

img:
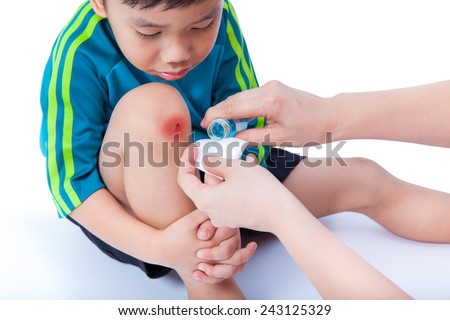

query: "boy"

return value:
[41, 0, 450, 300]
[40, 0, 268, 299]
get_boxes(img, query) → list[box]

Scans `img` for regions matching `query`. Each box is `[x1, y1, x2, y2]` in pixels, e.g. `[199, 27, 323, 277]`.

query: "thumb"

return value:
[197, 219, 216, 241]
[188, 209, 210, 227]
[201, 89, 266, 128]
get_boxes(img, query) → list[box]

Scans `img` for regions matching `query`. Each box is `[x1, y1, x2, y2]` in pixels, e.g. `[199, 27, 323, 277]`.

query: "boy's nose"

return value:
[160, 39, 191, 64]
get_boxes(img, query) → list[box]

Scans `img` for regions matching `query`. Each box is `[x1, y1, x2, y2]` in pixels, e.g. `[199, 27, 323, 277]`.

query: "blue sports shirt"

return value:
[40, 0, 267, 218]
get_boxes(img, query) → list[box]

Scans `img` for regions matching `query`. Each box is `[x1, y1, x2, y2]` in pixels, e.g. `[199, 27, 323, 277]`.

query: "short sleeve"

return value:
[212, 0, 259, 103]
[212, 0, 268, 164]
[40, 8, 107, 218]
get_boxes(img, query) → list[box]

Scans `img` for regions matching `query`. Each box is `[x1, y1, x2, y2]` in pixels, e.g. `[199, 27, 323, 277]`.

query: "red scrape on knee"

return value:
[160, 115, 188, 139]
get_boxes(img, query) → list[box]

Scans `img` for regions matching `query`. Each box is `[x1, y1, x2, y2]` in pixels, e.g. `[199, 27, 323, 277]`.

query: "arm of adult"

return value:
[177, 148, 412, 299]
[330, 80, 450, 147]
[203, 80, 450, 148]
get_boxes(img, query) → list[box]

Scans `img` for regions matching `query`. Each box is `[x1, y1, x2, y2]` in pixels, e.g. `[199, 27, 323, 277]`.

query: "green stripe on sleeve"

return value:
[47, 4, 102, 217]
[47, 4, 92, 216]
[52, 2, 89, 64]
[225, 2, 258, 89]
[61, 14, 103, 209]
[224, 1, 266, 164]
[225, 22, 247, 91]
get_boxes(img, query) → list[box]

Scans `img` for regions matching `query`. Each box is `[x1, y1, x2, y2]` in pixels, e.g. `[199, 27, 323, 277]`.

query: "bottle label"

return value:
[235, 119, 248, 132]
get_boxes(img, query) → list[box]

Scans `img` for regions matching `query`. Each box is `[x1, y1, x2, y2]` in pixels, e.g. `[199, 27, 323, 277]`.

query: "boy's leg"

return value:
[282, 157, 450, 243]
[178, 273, 244, 300]
[99, 82, 243, 299]
[100, 83, 194, 228]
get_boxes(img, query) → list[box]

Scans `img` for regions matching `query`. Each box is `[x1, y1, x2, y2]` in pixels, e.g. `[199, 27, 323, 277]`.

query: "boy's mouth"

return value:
[157, 68, 191, 81]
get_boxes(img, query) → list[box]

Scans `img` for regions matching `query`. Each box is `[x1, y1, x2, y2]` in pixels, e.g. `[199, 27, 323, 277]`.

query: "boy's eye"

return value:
[192, 20, 214, 32]
[136, 30, 161, 40]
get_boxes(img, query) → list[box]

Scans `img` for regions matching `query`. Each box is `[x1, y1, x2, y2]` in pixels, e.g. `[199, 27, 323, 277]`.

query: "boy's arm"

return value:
[70, 189, 163, 264]
[71, 188, 254, 280]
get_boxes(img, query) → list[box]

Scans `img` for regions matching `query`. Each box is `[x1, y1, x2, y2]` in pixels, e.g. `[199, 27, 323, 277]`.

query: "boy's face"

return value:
[94, 0, 223, 81]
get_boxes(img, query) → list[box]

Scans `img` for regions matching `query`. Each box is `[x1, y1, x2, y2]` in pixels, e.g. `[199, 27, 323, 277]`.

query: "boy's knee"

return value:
[120, 82, 184, 106]
[345, 157, 391, 189]
[348, 157, 385, 177]
[346, 157, 392, 205]
[114, 83, 191, 139]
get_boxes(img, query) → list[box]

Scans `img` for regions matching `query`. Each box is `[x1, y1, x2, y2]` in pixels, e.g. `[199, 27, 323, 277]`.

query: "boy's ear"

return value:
[90, 0, 107, 18]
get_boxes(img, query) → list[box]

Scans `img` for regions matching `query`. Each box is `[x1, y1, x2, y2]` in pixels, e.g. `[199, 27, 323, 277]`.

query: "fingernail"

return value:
[192, 273, 202, 281]
[198, 228, 209, 240]
[198, 264, 207, 272]
[197, 250, 207, 259]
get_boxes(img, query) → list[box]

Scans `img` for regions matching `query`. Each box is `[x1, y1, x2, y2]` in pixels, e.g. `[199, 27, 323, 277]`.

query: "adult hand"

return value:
[205, 80, 450, 148]
[177, 147, 299, 232]
[202, 80, 331, 147]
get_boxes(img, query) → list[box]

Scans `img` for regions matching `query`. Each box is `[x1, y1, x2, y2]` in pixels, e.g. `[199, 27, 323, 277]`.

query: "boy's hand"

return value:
[157, 210, 255, 284]
[193, 227, 257, 284]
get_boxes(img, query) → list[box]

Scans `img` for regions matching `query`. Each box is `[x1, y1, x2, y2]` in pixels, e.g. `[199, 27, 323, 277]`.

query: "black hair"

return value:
[120, 0, 207, 10]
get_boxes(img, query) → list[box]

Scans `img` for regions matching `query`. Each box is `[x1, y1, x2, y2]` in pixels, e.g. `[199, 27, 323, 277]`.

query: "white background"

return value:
[0, 0, 449, 299]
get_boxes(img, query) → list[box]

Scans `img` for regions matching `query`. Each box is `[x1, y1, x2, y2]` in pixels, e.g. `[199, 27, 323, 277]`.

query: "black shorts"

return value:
[67, 147, 305, 279]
